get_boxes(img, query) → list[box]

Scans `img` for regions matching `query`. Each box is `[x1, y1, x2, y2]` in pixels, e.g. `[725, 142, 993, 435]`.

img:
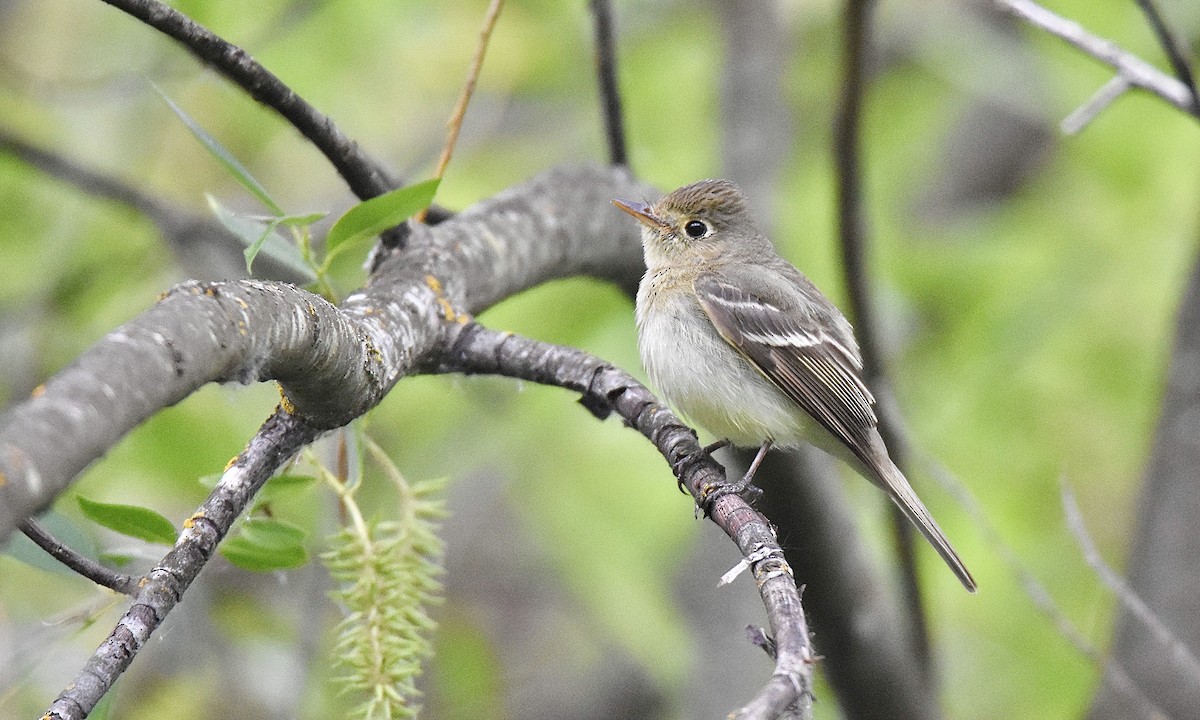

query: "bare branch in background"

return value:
[986, 0, 1199, 121]
[1060, 478, 1200, 688]
[99, 0, 395, 201]
[427, 0, 506, 189]
[96, 0, 445, 248]
[0, 129, 307, 282]
[921, 459, 1169, 720]
[1087, 244, 1200, 720]
[1133, 0, 1197, 102]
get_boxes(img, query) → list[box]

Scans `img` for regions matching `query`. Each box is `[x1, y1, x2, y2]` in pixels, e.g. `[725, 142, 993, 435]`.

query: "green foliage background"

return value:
[1, 0, 1198, 717]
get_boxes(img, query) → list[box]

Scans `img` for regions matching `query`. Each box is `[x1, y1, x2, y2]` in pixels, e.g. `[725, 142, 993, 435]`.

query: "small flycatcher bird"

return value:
[614, 179, 976, 592]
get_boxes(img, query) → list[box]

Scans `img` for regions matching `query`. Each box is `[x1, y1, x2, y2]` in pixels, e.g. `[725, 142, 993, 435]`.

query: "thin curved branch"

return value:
[1060, 478, 1200, 689]
[433, 322, 814, 720]
[99, 0, 394, 202]
[45, 408, 322, 720]
[1087, 239, 1200, 719]
[589, 0, 628, 167]
[832, 0, 931, 675]
[19, 519, 140, 595]
[428, 0, 505, 186]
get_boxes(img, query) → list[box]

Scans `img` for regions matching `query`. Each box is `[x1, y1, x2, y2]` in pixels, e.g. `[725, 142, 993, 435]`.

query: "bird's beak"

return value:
[612, 198, 670, 232]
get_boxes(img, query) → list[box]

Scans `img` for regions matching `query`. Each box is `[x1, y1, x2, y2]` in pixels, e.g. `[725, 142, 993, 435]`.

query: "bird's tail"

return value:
[874, 458, 977, 593]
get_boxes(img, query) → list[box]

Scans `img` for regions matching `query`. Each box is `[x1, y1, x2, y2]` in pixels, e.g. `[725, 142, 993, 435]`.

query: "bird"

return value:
[613, 179, 976, 592]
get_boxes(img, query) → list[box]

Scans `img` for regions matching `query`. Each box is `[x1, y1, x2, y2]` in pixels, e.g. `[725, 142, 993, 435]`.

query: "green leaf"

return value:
[98, 552, 135, 568]
[220, 517, 309, 571]
[238, 517, 308, 549]
[221, 536, 309, 571]
[77, 496, 178, 546]
[153, 83, 284, 215]
[276, 211, 328, 227]
[206, 194, 317, 281]
[324, 178, 440, 261]
[259, 473, 319, 502]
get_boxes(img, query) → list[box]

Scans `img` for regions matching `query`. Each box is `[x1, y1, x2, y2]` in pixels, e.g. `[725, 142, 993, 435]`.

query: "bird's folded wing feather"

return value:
[694, 272, 878, 460]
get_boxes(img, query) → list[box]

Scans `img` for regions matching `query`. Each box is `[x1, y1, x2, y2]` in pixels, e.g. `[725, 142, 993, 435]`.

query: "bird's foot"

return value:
[700, 439, 773, 506]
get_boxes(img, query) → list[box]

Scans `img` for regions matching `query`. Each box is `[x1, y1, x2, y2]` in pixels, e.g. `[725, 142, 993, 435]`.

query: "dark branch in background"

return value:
[19, 519, 140, 595]
[97, 0, 431, 247]
[0, 129, 307, 283]
[432, 322, 814, 720]
[45, 410, 322, 720]
[589, 0, 628, 168]
[832, 0, 932, 676]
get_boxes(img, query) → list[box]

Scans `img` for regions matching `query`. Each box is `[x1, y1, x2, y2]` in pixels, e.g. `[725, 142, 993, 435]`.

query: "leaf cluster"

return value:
[323, 477, 448, 719]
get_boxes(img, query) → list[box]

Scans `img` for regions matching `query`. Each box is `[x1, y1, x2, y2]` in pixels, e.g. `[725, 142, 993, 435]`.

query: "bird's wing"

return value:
[694, 272, 878, 460]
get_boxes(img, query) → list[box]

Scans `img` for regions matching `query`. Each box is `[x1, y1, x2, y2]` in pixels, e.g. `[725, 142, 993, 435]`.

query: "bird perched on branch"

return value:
[614, 179, 976, 592]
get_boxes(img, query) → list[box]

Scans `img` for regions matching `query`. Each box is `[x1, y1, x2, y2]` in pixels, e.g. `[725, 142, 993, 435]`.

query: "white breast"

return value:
[635, 275, 810, 448]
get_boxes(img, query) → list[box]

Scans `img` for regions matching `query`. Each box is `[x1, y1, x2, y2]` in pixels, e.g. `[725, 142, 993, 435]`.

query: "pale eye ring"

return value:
[683, 220, 709, 238]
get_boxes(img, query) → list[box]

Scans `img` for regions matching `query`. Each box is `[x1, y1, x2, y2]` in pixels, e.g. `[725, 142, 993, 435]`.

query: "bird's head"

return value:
[613, 179, 760, 268]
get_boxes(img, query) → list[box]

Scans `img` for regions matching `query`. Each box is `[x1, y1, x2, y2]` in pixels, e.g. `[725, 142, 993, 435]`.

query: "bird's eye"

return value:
[683, 220, 709, 238]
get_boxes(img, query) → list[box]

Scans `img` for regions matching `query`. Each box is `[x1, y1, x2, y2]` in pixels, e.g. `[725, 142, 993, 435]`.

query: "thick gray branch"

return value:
[0, 164, 653, 542]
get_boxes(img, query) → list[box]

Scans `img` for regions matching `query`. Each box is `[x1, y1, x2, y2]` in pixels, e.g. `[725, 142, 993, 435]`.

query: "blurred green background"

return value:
[1, 0, 1198, 718]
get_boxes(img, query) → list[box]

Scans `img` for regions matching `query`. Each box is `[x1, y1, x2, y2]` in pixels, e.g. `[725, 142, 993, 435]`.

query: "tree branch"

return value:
[920, 457, 1168, 720]
[19, 519, 140, 595]
[94, 0, 448, 248]
[432, 321, 815, 720]
[44, 408, 322, 720]
[1060, 477, 1200, 689]
[1133, 0, 1197, 103]
[832, 0, 932, 676]
[589, 0, 629, 167]
[986, 0, 1199, 118]
[1087, 242, 1200, 720]
[753, 448, 943, 719]
[0, 163, 651, 541]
